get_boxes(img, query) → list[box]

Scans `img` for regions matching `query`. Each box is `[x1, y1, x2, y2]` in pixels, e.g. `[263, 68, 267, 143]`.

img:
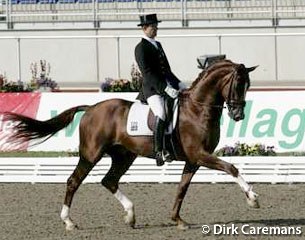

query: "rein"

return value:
[188, 97, 225, 109]
[178, 92, 225, 109]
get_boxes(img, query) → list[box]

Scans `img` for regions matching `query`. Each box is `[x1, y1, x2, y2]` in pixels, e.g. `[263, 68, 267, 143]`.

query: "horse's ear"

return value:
[246, 65, 258, 73]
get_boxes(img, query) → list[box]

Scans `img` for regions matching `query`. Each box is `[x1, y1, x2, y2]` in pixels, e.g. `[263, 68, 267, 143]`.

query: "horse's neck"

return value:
[180, 91, 224, 124]
[190, 61, 234, 105]
[181, 75, 225, 126]
[190, 80, 224, 108]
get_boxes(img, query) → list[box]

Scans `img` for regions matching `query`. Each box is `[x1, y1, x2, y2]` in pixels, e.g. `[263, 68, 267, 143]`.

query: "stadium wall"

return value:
[0, 26, 305, 88]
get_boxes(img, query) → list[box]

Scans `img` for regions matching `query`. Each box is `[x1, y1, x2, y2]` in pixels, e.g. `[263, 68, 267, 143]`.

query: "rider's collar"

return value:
[143, 36, 158, 49]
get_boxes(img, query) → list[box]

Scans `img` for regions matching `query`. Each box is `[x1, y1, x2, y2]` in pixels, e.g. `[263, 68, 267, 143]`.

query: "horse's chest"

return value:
[202, 128, 220, 148]
[199, 122, 221, 150]
[181, 121, 219, 152]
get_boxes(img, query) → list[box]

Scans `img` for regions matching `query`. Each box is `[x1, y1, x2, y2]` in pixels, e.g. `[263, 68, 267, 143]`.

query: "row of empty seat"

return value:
[1, 0, 305, 25]
[10, 0, 225, 3]
[9, 0, 255, 3]
[6, 0, 305, 6]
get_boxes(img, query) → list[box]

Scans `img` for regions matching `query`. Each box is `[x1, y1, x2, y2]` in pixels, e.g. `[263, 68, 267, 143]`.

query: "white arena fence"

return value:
[0, 156, 304, 184]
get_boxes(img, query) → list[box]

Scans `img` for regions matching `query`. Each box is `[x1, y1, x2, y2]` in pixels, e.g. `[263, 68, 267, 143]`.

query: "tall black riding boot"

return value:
[154, 117, 169, 166]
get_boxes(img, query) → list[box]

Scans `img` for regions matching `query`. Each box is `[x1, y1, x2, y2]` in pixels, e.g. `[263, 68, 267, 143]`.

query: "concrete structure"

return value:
[0, 26, 305, 89]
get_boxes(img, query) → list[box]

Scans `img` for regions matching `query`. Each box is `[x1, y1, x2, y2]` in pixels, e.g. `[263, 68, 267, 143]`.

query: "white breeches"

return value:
[147, 94, 166, 121]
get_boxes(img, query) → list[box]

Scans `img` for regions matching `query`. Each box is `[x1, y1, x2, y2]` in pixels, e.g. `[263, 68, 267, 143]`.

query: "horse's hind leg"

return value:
[101, 146, 137, 227]
[172, 162, 199, 230]
[60, 156, 96, 230]
[198, 155, 260, 208]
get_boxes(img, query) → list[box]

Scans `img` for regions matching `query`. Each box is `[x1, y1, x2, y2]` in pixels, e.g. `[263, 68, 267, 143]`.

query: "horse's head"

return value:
[223, 63, 257, 121]
[188, 60, 257, 121]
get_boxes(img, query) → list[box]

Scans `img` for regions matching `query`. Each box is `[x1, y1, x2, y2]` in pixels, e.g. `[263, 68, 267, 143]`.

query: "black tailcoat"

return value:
[135, 38, 180, 102]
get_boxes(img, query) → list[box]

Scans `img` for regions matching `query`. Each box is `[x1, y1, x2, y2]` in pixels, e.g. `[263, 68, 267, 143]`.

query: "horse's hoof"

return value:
[124, 213, 136, 228]
[247, 194, 260, 208]
[124, 216, 136, 228]
[177, 221, 190, 231]
[247, 198, 260, 208]
[65, 223, 78, 231]
[177, 224, 189, 231]
[246, 190, 260, 208]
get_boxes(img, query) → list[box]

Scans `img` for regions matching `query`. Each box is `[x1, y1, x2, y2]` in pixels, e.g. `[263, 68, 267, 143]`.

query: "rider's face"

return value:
[142, 23, 158, 39]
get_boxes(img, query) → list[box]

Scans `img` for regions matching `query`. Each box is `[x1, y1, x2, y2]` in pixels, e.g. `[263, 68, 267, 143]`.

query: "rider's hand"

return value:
[165, 86, 179, 99]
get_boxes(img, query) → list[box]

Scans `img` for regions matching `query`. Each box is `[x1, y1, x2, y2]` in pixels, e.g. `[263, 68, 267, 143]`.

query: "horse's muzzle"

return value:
[228, 107, 245, 121]
[227, 100, 246, 121]
[233, 112, 245, 121]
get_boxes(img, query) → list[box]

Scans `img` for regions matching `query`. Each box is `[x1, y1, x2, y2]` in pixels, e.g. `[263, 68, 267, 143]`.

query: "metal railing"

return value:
[0, 0, 305, 28]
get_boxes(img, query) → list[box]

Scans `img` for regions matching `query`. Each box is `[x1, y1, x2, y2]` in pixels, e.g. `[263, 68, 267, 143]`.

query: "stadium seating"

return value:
[58, 0, 77, 3]
[39, 0, 57, 3]
[97, 0, 114, 2]
[19, 0, 38, 3]
[78, 0, 92, 3]
[3, 0, 305, 25]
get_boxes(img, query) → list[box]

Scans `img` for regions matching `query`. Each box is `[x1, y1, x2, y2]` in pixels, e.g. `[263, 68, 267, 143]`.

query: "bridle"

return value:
[187, 66, 248, 110]
[225, 67, 247, 112]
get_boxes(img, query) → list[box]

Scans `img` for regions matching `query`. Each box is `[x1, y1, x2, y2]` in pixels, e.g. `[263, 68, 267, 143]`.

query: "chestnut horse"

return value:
[4, 59, 258, 230]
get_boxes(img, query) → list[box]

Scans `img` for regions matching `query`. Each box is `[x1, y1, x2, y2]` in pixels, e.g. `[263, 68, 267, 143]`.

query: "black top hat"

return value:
[137, 14, 162, 27]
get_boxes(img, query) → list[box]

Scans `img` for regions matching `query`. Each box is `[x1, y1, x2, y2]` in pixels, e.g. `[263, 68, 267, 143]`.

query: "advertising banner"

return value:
[1, 91, 305, 152]
[0, 93, 41, 151]
[219, 91, 305, 152]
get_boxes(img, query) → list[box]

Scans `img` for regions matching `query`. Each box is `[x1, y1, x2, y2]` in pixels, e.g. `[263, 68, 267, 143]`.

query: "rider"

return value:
[134, 13, 186, 166]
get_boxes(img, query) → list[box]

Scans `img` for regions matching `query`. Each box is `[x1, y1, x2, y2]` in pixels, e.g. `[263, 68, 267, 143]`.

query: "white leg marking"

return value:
[236, 175, 251, 192]
[114, 189, 135, 226]
[235, 174, 260, 208]
[60, 204, 76, 230]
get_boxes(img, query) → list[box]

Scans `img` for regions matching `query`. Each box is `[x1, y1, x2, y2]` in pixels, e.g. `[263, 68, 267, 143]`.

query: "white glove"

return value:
[165, 86, 179, 99]
[178, 82, 187, 90]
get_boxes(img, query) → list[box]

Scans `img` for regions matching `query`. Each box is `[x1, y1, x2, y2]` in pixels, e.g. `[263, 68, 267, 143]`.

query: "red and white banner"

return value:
[0, 93, 41, 151]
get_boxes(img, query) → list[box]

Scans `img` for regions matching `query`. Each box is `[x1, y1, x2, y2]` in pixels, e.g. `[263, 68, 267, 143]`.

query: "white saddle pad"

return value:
[127, 99, 179, 136]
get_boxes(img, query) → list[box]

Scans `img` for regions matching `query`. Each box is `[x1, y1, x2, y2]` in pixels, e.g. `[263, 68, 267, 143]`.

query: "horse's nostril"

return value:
[234, 114, 243, 121]
[234, 114, 245, 121]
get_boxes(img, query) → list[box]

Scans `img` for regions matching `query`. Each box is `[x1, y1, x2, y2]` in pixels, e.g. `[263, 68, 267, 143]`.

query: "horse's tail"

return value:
[3, 105, 90, 145]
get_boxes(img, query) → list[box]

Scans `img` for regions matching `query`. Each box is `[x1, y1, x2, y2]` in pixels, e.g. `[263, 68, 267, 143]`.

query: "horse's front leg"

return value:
[236, 174, 260, 208]
[172, 162, 199, 230]
[197, 154, 260, 208]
